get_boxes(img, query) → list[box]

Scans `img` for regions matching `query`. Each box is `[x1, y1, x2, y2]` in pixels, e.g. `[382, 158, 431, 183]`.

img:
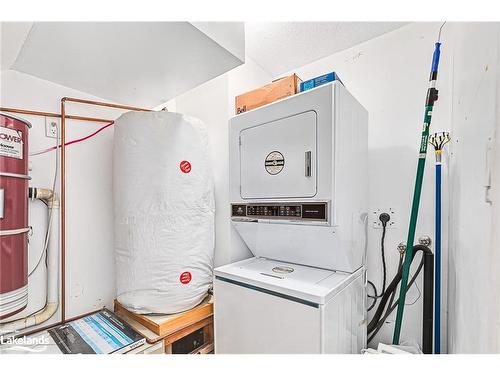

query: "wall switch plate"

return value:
[45, 117, 59, 138]
[371, 207, 397, 228]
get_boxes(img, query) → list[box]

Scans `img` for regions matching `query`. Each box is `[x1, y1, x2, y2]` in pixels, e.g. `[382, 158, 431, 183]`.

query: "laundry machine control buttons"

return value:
[230, 202, 327, 221]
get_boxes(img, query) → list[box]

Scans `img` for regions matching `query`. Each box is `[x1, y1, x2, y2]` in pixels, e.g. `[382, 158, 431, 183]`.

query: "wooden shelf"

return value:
[114, 297, 214, 354]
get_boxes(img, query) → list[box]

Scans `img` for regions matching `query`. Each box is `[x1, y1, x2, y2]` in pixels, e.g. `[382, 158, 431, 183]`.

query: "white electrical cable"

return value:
[27, 119, 59, 277]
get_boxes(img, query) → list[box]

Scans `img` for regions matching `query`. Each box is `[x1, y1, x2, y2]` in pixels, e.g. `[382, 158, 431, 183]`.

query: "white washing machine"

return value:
[215, 82, 368, 354]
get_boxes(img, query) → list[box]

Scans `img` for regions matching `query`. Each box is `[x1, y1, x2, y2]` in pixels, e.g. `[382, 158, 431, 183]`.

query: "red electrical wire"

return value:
[30, 122, 114, 156]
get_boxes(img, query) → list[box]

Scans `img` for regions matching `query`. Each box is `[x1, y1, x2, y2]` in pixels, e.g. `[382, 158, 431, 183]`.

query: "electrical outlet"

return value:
[371, 207, 397, 229]
[45, 117, 59, 138]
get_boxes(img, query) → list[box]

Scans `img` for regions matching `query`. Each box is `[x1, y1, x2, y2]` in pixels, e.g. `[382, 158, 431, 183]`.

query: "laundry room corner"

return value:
[2, 5, 500, 370]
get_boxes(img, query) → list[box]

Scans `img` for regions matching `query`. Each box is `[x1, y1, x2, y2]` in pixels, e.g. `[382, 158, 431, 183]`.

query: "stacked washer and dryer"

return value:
[214, 82, 368, 354]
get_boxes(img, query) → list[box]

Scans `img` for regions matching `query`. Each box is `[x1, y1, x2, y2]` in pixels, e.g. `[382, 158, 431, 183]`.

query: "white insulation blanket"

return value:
[113, 111, 215, 314]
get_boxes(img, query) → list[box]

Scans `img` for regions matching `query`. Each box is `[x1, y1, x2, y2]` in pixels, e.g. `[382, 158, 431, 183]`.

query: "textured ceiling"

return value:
[2, 22, 409, 104]
[245, 22, 408, 76]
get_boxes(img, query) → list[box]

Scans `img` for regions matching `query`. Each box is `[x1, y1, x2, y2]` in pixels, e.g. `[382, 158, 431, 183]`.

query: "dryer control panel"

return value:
[231, 202, 327, 221]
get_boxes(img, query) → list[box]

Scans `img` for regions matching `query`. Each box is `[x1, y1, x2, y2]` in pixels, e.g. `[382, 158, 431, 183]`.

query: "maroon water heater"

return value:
[0, 113, 31, 319]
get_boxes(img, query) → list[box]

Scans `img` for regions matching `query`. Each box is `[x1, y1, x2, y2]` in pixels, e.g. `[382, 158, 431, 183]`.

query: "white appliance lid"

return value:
[214, 257, 357, 305]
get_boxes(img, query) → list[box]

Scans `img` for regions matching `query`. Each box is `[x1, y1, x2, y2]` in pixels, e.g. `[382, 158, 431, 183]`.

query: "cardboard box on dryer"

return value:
[235, 74, 301, 114]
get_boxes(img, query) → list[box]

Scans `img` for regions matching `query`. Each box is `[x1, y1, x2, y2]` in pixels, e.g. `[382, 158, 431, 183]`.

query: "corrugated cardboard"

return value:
[235, 74, 301, 114]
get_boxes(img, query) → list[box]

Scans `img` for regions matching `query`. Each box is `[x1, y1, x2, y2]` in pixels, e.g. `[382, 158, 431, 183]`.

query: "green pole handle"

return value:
[393, 41, 442, 345]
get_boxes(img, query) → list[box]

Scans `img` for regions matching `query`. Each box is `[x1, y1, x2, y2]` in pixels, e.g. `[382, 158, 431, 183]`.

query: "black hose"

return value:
[367, 256, 417, 333]
[368, 245, 431, 333]
[368, 246, 416, 334]
[367, 245, 434, 354]
[385, 253, 404, 318]
[368, 258, 424, 342]
[369, 254, 410, 338]
[369, 254, 403, 334]
[421, 246, 434, 354]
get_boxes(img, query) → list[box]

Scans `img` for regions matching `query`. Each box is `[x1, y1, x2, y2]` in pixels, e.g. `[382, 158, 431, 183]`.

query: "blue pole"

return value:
[435, 162, 442, 354]
[429, 131, 450, 354]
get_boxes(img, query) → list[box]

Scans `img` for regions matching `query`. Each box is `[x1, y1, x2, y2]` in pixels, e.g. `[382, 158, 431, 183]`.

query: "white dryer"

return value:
[214, 82, 368, 353]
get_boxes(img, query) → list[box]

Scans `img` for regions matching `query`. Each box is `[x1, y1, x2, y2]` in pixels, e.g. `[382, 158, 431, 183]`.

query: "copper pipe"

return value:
[59, 97, 151, 324]
[61, 97, 151, 112]
[60, 101, 66, 323]
[2, 99, 152, 332]
[0, 106, 112, 123]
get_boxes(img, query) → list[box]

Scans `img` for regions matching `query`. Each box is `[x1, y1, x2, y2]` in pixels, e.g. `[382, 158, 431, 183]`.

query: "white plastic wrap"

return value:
[113, 111, 215, 314]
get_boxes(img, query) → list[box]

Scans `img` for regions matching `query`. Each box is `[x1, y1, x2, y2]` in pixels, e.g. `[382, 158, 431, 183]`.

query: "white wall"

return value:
[1, 70, 125, 332]
[447, 23, 500, 353]
[493, 29, 500, 353]
[173, 55, 272, 267]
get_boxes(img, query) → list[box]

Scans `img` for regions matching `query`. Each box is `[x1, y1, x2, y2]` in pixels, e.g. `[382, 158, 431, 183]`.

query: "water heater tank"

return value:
[0, 113, 31, 319]
[113, 111, 215, 314]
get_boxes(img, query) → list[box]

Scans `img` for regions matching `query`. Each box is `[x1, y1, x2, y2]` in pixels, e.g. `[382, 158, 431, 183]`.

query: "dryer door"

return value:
[239, 110, 317, 199]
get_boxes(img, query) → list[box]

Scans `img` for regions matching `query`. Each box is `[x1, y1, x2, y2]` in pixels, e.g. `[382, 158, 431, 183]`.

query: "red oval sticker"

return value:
[180, 271, 192, 284]
[180, 160, 192, 173]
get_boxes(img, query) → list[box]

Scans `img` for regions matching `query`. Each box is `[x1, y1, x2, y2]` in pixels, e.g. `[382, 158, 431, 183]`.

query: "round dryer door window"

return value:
[265, 151, 285, 175]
